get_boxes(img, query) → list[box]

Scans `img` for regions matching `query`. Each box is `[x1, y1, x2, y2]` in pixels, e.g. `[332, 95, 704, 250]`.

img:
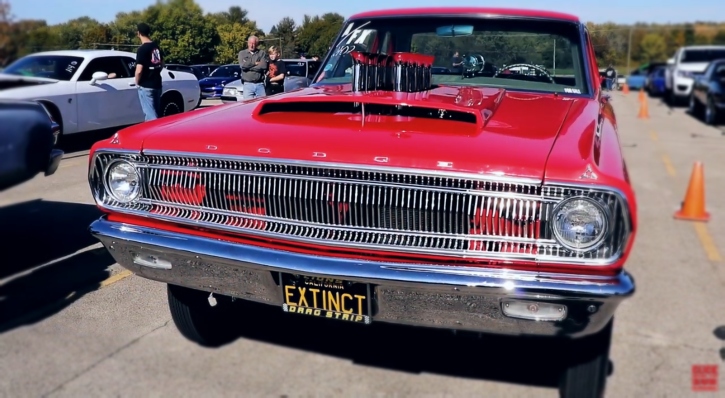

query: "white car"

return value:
[0, 50, 201, 139]
[665, 45, 725, 105]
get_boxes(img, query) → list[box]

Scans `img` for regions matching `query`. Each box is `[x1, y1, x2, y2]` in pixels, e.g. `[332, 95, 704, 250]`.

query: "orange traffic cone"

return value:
[674, 161, 710, 222]
[622, 83, 629, 94]
[637, 90, 649, 119]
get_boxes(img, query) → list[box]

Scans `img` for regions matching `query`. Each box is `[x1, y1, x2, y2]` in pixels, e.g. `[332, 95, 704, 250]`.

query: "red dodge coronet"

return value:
[88, 7, 636, 398]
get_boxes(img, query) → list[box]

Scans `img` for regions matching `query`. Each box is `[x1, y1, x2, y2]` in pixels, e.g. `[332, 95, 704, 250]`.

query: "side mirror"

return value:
[666, 58, 675, 65]
[90, 71, 108, 84]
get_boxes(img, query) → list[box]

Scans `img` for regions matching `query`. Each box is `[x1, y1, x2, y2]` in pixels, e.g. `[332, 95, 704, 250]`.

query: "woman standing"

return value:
[265, 46, 286, 96]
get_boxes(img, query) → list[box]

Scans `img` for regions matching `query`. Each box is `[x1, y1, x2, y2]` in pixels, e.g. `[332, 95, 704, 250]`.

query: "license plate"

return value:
[281, 273, 371, 324]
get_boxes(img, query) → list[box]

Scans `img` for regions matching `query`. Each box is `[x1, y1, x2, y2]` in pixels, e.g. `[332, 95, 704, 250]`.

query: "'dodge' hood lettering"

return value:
[136, 86, 577, 180]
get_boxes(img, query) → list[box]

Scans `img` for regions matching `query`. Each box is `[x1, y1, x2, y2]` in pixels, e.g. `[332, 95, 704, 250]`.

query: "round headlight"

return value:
[105, 160, 140, 203]
[551, 197, 609, 252]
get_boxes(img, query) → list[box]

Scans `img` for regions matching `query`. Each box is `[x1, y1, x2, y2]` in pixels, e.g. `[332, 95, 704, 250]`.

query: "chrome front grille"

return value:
[89, 151, 632, 265]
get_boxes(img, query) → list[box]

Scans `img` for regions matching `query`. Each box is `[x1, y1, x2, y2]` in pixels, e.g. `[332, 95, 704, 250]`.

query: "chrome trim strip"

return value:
[139, 149, 545, 185]
[89, 216, 635, 337]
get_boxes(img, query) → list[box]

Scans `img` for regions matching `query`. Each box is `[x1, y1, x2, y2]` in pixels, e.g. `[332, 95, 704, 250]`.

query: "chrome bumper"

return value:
[45, 149, 63, 176]
[89, 217, 635, 339]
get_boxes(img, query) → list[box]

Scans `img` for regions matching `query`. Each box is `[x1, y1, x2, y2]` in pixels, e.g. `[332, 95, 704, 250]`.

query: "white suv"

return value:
[665, 45, 725, 105]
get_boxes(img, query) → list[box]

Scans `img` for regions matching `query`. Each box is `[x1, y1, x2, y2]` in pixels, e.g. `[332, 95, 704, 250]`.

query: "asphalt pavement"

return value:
[0, 94, 724, 397]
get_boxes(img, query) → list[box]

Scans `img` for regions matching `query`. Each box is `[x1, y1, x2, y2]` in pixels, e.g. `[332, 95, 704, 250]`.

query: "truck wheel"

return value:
[558, 319, 614, 398]
[167, 284, 239, 347]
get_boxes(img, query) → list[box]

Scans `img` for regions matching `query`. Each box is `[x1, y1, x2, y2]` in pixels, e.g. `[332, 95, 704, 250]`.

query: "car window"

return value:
[78, 57, 132, 81]
[307, 61, 320, 77]
[2, 55, 84, 80]
[285, 61, 308, 77]
[715, 64, 725, 79]
[681, 49, 725, 63]
[121, 57, 136, 72]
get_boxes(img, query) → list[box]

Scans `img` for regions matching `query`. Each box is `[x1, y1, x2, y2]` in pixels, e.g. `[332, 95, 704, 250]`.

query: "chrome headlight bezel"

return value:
[104, 159, 141, 203]
[550, 195, 611, 253]
[223, 87, 238, 96]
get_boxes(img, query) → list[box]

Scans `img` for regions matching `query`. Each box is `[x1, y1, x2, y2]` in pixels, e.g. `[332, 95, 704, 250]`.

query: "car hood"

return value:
[678, 63, 710, 73]
[199, 77, 237, 86]
[223, 79, 242, 89]
[0, 73, 58, 92]
[136, 85, 576, 180]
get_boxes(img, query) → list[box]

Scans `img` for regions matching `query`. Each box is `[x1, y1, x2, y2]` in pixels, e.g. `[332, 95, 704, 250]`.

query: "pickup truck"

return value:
[665, 45, 725, 105]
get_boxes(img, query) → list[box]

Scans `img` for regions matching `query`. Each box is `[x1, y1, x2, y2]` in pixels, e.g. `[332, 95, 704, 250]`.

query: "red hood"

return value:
[137, 85, 576, 179]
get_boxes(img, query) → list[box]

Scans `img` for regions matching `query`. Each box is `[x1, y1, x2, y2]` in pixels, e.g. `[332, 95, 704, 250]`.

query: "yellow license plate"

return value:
[281, 273, 371, 324]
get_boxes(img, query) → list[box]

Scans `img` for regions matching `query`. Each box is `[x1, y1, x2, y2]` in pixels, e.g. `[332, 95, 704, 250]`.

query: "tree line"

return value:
[0, 0, 343, 66]
[2, 0, 725, 71]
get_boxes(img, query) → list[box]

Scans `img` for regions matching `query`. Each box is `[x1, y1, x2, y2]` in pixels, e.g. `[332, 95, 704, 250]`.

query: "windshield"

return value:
[681, 49, 725, 63]
[2, 55, 84, 80]
[210, 65, 241, 78]
[315, 16, 588, 95]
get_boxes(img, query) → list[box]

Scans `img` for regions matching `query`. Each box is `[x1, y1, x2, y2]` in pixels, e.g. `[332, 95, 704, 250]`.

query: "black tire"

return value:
[160, 95, 183, 118]
[689, 94, 701, 119]
[559, 319, 614, 398]
[704, 97, 720, 126]
[167, 284, 239, 347]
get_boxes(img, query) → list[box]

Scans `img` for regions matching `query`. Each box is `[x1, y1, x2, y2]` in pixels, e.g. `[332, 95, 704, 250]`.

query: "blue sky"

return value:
[8, 0, 725, 33]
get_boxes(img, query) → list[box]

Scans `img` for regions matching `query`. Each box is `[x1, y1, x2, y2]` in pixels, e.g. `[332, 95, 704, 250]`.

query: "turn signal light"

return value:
[501, 300, 567, 321]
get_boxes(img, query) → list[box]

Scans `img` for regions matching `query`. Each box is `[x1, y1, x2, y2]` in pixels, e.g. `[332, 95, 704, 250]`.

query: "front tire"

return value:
[558, 319, 614, 398]
[704, 97, 720, 125]
[167, 284, 239, 347]
[689, 94, 701, 118]
[161, 95, 183, 117]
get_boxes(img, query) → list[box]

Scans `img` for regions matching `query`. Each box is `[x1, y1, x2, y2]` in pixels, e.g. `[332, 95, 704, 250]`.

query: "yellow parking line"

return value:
[694, 223, 723, 262]
[649, 131, 658, 141]
[661, 154, 676, 177]
[100, 270, 134, 288]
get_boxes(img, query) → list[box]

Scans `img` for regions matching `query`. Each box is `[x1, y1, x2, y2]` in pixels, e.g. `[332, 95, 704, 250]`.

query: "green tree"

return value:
[712, 30, 725, 45]
[214, 22, 260, 64]
[269, 17, 297, 58]
[146, 0, 220, 64]
[0, 0, 14, 66]
[296, 13, 344, 58]
[639, 33, 667, 62]
[209, 6, 250, 26]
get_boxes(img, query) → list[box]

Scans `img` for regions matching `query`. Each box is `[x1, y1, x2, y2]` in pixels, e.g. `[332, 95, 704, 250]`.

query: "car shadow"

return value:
[0, 199, 116, 333]
[217, 299, 611, 391]
[57, 127, 120, 154]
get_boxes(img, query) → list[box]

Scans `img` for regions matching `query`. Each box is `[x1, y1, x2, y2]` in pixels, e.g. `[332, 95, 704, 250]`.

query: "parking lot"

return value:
[1, 93, 724, 397]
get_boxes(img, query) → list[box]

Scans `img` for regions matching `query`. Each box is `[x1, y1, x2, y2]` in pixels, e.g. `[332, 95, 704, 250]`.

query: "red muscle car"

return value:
[88, 7, 636, 398]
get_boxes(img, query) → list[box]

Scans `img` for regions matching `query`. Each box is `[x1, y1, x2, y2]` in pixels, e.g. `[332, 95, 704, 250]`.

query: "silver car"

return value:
[221, 59, 321, 103]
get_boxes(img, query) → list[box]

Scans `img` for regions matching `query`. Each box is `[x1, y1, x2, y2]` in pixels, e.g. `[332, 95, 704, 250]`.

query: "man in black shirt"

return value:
[135, 23, 164, 121]
[604, 64, 617, 91]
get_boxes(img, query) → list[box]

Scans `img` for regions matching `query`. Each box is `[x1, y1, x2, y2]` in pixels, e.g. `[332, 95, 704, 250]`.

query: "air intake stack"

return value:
[350, 51, 434, 93]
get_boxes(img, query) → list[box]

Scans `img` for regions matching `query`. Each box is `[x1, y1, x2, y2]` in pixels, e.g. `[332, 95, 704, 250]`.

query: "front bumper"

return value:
[220, 95, 241, 103]
[45, 149, 63, 176]
[673, 76, 694, 97]
[90, 217, 635, 339]
[200, 90, 222, 99]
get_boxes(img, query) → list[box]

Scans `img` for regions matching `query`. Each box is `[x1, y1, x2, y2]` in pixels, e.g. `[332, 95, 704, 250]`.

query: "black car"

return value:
[689, 58, 725, 125]
[190, 64, 220, 79]
[165, 64, 204, 79]
[0, 99, 63, 191]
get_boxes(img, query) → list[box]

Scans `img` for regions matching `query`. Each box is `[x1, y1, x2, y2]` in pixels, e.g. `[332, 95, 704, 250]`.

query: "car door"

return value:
[75, 56, 143, 131]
